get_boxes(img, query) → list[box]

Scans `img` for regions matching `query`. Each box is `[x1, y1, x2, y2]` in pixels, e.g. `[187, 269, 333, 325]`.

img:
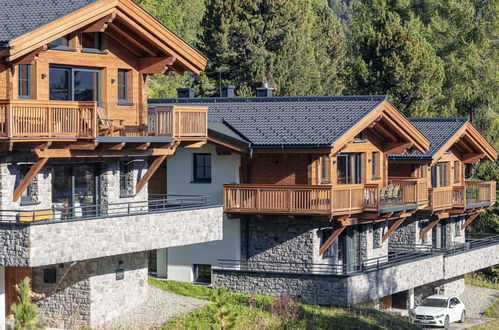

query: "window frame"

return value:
[119, 160, 135, 197]
[49, 65, 101, 105]
[81, 32, 103, 52]
[321, 156, 331, 184]
[18, 64, 32, 99]
[117, 69, 131, 105]
[372, 151, 380, 180]
[431, 162, 449, 188]
[47, 34, 73, 51]
[193, 264, 212, 283]
[192, 153, 212, 183]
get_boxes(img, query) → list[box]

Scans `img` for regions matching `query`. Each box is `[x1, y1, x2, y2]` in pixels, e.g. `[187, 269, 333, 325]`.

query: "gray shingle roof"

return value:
[389, 118, 468, 160]
[149, 96, 387, 148]
[0, 0, 98, 45]
[208, 119, 249, 143]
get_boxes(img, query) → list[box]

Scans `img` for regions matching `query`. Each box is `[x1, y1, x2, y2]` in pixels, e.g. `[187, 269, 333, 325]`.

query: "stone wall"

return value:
[24, 205, 223, 267]
[213, 269, 349, 305]
[34, 252, 147, 328]
[414, 276, 465, 305]
[444, 244, 499, 279]
[0, 224, 30, 267]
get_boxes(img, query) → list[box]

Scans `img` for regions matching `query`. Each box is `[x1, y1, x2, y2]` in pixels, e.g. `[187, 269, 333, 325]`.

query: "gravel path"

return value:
[459, 284, 498, 318]
[97, 284, 209, 329]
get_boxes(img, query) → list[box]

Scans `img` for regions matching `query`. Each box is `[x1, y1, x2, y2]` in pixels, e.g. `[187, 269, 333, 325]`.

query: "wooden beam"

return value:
[383, 142, 413, 154]
[99, 142, 125, 151]
[319, 226, 346, 256]
[461, 212, 481, 230]
[136, 155, 167, 193]
[182, 140, 207, 149]
[106, 24, 156, 56]
[10, 45, 47, 65]
[381, 218, 406, 243]
[461, 153, 485, 163]
[372, 121, 398, 142]
[419, 217, 442, 240]
[13, 158, 49, 202]
[82, 13, 116, 33]
[34, 148, 175, 158]
[139, 56, 176, 74]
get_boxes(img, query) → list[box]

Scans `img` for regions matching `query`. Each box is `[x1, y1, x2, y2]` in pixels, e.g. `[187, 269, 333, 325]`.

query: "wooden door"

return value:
[5, 267, 33, 317]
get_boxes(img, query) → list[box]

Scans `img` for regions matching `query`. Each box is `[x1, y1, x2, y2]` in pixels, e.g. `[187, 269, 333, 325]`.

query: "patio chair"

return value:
[97, 106, 125, 136]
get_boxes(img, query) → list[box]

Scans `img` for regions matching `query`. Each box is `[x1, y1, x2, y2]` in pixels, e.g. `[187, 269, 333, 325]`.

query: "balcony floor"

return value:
[97, 136, 174, 143]
[379, 203, 419, 214]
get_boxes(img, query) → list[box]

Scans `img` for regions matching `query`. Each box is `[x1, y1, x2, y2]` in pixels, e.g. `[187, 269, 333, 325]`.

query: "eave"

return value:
[0, 0, 207, 74]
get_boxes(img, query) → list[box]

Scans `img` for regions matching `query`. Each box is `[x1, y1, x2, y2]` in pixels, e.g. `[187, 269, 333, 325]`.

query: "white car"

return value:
[410, 295, 466, 328]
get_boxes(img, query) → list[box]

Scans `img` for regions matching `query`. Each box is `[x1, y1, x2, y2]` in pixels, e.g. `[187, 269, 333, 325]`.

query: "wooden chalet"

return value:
[388, 118, 497, 236]
[0, 0, 209, 201]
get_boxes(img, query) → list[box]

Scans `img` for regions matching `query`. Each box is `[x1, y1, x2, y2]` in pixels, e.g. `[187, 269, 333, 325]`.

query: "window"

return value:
[321, 156, 331, 184]
[194, 264, 211, 283]
[48, 35, 70, 49]
[82, 32, 102, 50]
[431, 162, 449, 188]
[372, 152, 380, 179]
[353, 132, 366, 142]
[118, 69, 130, 104]
[420, 165, 427, 179]
[18, 64, 31, 98]
[337, 153, 363, 184]
[43, 268, 57, 284]
[454, 161, 460, 183]
[320, 229, 334, 258]
[193, 153, 211, 182]
[373, 223, 382, 248]
[50, 66, 100, 104]
[120, 161, 135, 197]
[19, 165, 38, 205]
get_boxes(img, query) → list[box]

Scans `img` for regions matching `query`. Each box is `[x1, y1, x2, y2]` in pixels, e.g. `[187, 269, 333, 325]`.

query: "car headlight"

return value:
[434, 314, 445, 318]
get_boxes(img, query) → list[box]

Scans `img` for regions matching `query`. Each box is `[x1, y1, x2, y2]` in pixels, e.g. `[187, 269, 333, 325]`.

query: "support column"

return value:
[156, 248, 168, 279]
[408, 288, 415, 310]
[0, 266, 5, 330]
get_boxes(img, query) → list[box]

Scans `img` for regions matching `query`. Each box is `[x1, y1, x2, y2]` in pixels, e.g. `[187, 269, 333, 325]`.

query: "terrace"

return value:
[431, 181, 496, 210]
[224, 179, 429, 217]
[0, 100, 207, 142]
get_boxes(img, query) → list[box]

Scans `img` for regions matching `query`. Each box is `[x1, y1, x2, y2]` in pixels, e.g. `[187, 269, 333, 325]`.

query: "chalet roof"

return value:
[0, 0, 98, 45]
[208, 119, 248, 144]
[389, 118, 468, 160]
[149, 96, 388, 148]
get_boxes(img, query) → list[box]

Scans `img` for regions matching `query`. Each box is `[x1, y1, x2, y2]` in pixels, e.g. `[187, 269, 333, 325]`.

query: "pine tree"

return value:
[347, 0, 444, 117]
[201, 0, 347, 96]
[10, 277, 40, 330]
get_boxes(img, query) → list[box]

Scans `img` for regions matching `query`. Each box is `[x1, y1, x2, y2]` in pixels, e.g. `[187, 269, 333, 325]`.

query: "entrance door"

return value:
[52, 164, 98, 218]
[432, 221, 446, 249]
[338, 227, 360, 273]
[5, 267, 33, 317]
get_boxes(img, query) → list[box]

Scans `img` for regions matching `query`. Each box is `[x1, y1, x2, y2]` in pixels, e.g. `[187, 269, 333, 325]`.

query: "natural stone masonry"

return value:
[19, 205, 222, 267]
[0, 224, 30, 267]
[34, 252, 147, 328]
[444, 244, 499, 279]
[414, 276, 465, 304]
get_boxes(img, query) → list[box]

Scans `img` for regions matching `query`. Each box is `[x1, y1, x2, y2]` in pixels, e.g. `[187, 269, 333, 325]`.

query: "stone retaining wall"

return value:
[444, 244, 499, 279]
[0, 205, 223, 267]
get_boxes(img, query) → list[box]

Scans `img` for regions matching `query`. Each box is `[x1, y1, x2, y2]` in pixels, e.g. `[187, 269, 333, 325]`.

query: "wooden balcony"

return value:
[430, 181, 496, 210]
[0, 100, 97, 140]
[224, 181, 428, 216]
[147, 105, 208, 139]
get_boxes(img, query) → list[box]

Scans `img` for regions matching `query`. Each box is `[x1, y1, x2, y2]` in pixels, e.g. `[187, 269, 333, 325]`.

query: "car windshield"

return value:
[420, 298, 448, 308]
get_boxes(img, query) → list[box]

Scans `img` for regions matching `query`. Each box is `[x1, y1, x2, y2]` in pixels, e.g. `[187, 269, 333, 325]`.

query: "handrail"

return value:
[0, 194, 209, 224]
[148, 105, 208, 138]
[0, 99, 97, 139]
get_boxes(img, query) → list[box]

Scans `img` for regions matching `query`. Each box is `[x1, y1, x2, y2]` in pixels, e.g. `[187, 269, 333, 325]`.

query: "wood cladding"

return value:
[248, 154, 310, 185]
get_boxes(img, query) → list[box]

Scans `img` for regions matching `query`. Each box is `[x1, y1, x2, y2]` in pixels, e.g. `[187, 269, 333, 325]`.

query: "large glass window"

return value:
[372, 152, 380, 179]
[193, 153, 211, 183]
[18, 64, 31, 98]
[194, 264, 211, 283]
[321, 156, 331, 184]
[337, 153, 363, 184]
[431, 162, 449, 188]
[50, 66, 100, 103]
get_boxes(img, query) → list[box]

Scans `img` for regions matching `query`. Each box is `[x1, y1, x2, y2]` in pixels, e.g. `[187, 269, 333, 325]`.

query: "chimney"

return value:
[256, 83, 274, 97]
[221, 85, 235, 98]
[177, 87, 195, 98]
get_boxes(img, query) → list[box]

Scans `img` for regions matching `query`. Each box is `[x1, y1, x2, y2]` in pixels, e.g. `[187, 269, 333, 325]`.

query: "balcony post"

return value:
[6, 103, 12, 138]
[48, 104, 53, 138]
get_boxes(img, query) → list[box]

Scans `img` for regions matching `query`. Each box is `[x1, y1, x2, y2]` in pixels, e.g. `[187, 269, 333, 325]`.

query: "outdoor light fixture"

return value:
[41, 73, 47, 79]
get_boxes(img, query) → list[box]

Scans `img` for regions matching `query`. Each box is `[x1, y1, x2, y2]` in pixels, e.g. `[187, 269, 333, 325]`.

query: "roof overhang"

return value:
[0, 0, 207, 74]
[432, 122, 498, 165]
[208, 129, 249, 154]
[329, 100, 431, 156]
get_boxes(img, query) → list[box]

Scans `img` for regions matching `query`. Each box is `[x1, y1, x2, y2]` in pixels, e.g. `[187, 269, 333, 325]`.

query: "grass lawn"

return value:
[149, 277, 420, 330]
[469, 319, 499, 330]
[464, 271, 499, 290]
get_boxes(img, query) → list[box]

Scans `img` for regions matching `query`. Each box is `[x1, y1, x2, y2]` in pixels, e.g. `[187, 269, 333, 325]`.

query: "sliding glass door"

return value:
[50, 66, 100, 103]
[337, 153, 363, 184]
[338, 227, 361, 273]
[52, 164, 99, 218]
[431, 162, 449, 188]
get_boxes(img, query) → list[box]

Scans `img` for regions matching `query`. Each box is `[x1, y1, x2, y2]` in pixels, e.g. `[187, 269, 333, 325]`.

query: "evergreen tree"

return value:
[347, 0, 444, 117]
[11, 277, 40, 330]
[136, 0, 206, 98]
[201, 0, 348, 96]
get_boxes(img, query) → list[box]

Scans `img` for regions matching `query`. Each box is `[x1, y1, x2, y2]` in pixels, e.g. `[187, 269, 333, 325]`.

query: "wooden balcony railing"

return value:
[430, 181, 496, 210]
[224, 182, 426, 216]
[0, 100, 97, 139]
[148, 105, 208, 139]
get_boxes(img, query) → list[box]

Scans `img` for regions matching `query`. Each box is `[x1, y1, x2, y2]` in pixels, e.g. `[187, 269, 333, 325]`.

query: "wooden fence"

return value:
[148, 105, 208, 138]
